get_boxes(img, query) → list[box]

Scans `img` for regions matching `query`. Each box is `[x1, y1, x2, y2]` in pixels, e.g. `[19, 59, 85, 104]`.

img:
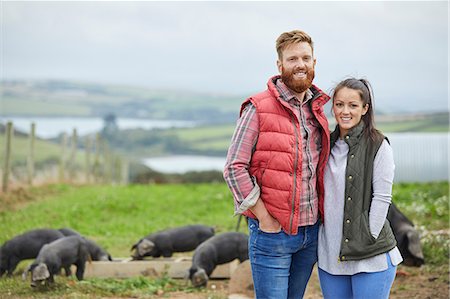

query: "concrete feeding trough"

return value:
[75, 257, 240, 279]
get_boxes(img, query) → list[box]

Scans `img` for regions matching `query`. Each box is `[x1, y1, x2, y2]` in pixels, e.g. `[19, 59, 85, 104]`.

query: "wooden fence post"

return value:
[69, 128, 78, 181]
[85, 136, 92, 184]
[102, 141, 112, 184]
[27, 122, 36, 186]
[121, 159, 129, 185]
[113, 156, 121, 184]
[2, 121, 13, 193]
[93, 133, 101, 183]
[59, 133, 68, 182]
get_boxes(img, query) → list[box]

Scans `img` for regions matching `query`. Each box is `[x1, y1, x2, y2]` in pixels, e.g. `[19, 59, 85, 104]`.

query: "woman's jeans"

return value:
[318, 254, 397, 299]
[248, 217, 319, 299]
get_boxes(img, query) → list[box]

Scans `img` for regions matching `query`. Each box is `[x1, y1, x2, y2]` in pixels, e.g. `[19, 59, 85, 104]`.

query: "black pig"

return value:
[131, 225, 215, 259]
[22, 236, 90, 287]
[58, 228, 112, 261]
[387, 203, 424, 266]
[189, 232, 249, 287]
[0, 229, 64, 277]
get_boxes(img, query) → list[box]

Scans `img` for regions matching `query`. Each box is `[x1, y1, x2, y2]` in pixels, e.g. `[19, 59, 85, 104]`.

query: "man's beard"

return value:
[281, 65, 315, 94]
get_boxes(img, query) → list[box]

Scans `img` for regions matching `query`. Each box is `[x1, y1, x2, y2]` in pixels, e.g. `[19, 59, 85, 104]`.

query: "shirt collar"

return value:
[274, 77, 313, 105]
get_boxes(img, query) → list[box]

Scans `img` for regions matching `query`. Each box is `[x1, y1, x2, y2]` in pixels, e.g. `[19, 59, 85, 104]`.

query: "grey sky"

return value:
[2, 1, 448, 113]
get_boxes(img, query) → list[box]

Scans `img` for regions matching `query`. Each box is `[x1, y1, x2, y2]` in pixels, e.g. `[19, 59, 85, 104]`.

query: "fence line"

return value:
[388, 132, 449, 183]
[2, 122, 13, 192]
[1, 121, 129, 193]
[27, 122, 36, 186]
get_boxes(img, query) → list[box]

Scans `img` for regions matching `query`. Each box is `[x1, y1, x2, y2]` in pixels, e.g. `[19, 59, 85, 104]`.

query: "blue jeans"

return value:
[248, 217, 319, 299]
[318, 254, 397, 299]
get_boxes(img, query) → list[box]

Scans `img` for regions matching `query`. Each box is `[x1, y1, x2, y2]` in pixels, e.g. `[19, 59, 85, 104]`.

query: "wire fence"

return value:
[1, 121, 128, 193]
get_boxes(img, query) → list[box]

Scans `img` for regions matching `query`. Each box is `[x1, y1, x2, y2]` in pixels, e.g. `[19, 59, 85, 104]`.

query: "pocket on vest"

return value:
[360, 212, 377, 245]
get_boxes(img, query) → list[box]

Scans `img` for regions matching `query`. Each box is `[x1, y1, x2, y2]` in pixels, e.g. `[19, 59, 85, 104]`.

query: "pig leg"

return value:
[45, 274, 55, 286]
[64, 266, 72, 276]
[75, 262, 85, 281]
[6, 256, 21, 277]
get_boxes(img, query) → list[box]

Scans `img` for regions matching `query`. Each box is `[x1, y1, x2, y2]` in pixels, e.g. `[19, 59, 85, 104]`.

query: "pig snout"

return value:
[132, 239, 155, 258]
[32, 263, 50, 282]
[191, 268, 208, 288]
[97, 254, 111, 261]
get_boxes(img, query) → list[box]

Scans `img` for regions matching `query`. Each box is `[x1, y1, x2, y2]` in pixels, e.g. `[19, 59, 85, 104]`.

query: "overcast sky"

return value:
[2, 1, 448, 113]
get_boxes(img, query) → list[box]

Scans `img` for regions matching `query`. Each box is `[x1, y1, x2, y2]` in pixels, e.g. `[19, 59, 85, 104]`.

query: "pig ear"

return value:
[22, 264, 31, 281]
[137, 239, 155, 256]
[183, 269, 190, 281]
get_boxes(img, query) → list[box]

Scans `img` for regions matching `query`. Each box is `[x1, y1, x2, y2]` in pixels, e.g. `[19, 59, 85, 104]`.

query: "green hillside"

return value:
[108, 113, 448, 158]
[1, 80, 242, 124]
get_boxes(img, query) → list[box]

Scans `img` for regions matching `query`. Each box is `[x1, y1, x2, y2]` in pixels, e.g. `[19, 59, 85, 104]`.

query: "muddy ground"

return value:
[166, 262, 449, 299]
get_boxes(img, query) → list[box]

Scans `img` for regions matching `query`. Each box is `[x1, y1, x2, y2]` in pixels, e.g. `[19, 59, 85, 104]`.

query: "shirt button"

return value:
[341, 256, 346, 260]
[345, 238, 349, 243]
[347, 197, 352, 201]
[348, 175, 353, 180]
[346, 219, 351, 224]
[345, 135, 350, 140]
[350, 154, 355, 158]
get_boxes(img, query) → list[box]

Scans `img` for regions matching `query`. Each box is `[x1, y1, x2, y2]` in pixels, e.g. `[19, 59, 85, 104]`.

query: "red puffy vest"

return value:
[240, 77, 330, 235]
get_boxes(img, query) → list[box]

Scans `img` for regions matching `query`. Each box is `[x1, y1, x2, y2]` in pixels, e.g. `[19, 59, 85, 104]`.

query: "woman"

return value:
[318, 78, 403, 299]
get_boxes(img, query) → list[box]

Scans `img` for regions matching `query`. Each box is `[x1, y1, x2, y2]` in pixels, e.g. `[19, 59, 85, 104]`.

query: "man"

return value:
[223, 30, 330, 298]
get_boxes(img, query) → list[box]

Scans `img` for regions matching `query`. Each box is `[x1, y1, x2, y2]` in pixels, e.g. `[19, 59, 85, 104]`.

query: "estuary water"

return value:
[0, 116, 195, 138]
[1, 117, 447, 182]
[142, 132, 449, 183]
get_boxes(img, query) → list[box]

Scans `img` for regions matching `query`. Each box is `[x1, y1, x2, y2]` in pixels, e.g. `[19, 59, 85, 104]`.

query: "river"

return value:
[0, 116, 195, 138]
[143, 132, 449, 183]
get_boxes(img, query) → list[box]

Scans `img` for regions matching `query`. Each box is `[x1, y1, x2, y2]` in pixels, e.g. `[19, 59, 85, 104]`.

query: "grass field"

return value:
[0, 181, 448, 298]
[0, 183, 237, 257]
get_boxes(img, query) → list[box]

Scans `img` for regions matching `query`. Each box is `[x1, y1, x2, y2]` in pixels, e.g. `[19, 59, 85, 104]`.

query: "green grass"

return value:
[392, 182, 449, 265]
[0, 182, 447, 298]
[392, 182, 448, 230]
[0, 274, 202, 298]
[392, 181, 449, 265]
[0, 182, 447, 261]
[0, 183, 236, 298]
[0, 183, 237, 257]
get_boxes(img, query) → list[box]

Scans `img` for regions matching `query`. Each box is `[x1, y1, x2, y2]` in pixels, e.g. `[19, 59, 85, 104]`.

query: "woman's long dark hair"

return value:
[332, 78, 382, 141]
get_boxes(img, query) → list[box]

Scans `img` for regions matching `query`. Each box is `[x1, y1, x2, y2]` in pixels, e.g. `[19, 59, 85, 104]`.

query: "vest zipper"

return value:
[289, 116, 299, 233]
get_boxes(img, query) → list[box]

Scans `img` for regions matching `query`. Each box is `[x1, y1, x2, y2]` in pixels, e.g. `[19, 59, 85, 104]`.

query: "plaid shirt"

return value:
[224, 77, 322, 226]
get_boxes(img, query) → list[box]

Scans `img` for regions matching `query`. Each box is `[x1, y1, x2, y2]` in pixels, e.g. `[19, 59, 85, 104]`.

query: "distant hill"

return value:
[0, 80, 243, 124]
[1, 80, 449, 129]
